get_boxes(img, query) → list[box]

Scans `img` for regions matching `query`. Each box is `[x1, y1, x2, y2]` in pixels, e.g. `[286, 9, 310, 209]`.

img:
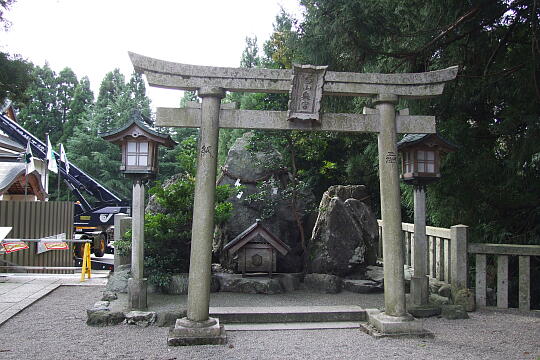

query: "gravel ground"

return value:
[0, 285, 538, 360]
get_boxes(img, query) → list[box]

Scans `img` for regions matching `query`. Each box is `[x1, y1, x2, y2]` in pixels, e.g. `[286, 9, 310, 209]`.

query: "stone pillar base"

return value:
[128, 278, 147, 310]
[410, 276, 429, 306]
[361, 309, 432, 338]
[167, 317, 227, 346]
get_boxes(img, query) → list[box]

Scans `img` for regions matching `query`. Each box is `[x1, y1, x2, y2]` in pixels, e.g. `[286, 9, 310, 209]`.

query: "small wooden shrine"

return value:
[223, 219, 291, 276]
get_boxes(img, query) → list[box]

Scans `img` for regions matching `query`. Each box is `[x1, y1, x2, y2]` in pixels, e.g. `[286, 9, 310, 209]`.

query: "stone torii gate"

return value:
[129, 52, 457, 343]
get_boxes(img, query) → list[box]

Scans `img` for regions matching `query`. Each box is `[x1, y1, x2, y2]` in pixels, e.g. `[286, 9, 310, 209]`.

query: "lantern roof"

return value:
[100, 110, 177, 148]
[397, 133, 458, 153]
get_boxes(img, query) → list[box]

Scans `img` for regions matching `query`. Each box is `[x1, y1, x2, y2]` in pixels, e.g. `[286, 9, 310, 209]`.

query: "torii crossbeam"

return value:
[129, 52, 458, 343]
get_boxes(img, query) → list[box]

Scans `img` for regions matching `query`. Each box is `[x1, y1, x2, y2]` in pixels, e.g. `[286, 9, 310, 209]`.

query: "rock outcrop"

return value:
[306, 185, 378, 277]
[215, 132, 315, 273]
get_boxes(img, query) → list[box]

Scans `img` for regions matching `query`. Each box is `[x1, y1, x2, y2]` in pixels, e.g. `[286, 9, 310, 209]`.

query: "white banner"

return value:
[37, 233, 67, 254]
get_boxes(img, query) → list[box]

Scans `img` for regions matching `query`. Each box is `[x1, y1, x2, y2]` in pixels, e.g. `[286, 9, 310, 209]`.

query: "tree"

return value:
[67, 70, 153, 199]
[278, 0, 540, 244]
[0, 52, 33, 104]
[0, 0, 15, 29]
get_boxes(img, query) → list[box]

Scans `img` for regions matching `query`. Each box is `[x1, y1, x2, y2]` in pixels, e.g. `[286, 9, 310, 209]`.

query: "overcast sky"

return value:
[1, 0, 303, 108]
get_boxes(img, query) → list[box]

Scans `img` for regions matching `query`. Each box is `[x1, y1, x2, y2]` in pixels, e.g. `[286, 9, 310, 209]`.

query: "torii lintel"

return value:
[129, 52, 458, 98]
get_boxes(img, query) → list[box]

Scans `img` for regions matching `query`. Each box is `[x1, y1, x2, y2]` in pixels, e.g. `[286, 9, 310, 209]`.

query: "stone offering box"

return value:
[223, 220, 291, 277]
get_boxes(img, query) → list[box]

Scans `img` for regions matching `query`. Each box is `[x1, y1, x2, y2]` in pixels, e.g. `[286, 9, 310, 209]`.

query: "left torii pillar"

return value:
[167, 87, 227, 346]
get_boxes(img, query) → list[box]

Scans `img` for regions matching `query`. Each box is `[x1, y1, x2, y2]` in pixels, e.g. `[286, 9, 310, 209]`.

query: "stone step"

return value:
[209, 305, 366, 324]
[224, 321, 361, 331]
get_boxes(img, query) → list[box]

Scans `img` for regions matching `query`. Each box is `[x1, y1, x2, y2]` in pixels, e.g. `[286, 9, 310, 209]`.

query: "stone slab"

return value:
[209, 305, 366, 324]
[225, 321, 361, 331]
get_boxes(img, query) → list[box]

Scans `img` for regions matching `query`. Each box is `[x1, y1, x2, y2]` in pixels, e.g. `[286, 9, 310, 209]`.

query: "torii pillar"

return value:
[129, 52, 458, 342]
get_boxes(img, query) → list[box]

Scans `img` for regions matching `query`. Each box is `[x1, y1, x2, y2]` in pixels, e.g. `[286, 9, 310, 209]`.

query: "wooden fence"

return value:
[0, 200, 74, 273]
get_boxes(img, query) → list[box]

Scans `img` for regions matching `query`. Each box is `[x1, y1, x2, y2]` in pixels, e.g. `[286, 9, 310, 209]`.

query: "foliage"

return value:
[252, 0, 540, 245]
[143, 176, 233, 288]
[0, 0, 15, 29]
[0, 52, 33, 104]
[65, 69, 153, 199]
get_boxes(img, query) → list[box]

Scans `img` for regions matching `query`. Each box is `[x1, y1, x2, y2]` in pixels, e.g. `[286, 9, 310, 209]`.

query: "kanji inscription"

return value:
[287, 64, 327, 124]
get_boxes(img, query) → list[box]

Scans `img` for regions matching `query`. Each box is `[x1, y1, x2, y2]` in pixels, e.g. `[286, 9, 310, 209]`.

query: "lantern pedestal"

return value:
[101, 110, 177, 312]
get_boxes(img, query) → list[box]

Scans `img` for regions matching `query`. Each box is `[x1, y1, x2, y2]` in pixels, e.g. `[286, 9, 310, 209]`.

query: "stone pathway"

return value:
[0, 271, 108, 326]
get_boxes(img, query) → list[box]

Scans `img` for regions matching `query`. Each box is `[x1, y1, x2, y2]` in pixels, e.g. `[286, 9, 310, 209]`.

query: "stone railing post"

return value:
[450, 225, 468, 288]
[113, 213, 132, 269]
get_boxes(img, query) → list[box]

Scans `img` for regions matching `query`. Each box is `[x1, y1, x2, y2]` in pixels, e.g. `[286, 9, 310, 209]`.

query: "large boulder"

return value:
[106, 264, 130, 293]
[215, 133, 315, 273]
[306, 185, 378, 277]
[145, 174, 183, 214]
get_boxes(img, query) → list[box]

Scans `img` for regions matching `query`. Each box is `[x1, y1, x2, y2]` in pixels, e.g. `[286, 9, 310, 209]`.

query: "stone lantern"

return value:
[101, 110, 176, 310]
[397, 133, 457, 309]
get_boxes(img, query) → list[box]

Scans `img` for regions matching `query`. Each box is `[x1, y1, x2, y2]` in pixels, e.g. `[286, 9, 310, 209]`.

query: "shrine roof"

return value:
[223, 219, 291, 256]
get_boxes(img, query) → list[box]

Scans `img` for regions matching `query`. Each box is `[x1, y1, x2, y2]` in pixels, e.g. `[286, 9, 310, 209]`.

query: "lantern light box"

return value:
[397, 133, 458, 185]
[101, 110, 176, 177]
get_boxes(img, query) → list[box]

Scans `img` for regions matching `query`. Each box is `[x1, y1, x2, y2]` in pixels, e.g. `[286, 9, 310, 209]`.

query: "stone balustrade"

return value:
[468, 243, 540, 311]
[377, 220, 469, 289]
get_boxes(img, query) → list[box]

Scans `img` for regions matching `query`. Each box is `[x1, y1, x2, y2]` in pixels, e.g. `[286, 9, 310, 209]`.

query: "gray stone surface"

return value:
[374, 94, 407, 318]
[156, 309, 187, 327]
[452, 287, 476, 312]
[91, 301, 110, 310]
[86, 310, 125, 326]
[216, 274, 284, 294]
[185, 88, 224, 323]
[215, 132, 314, 273]
[101, 291, 117, 302]
[165, 273, 220, 295]
[408, 305, 441, 318]
[430, 294, 451, 306]
[441, 305, 469, 320]
[106, 264, 130, 293]
[307, 185, 378, 276]
[276, 273, 302, 292]
[130, 51, 458, 97]
[365, 265, 384, 283]
[438, 284, 452, 298]
[210, 305, 366, 324]
[366, 309, 428, 336]
[304, 273, 342, 294]
[125, 310, 156, 327]
[128, 278, 147, 310]
[343, 279, 382, 294]
[157, 107, 437, 134]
